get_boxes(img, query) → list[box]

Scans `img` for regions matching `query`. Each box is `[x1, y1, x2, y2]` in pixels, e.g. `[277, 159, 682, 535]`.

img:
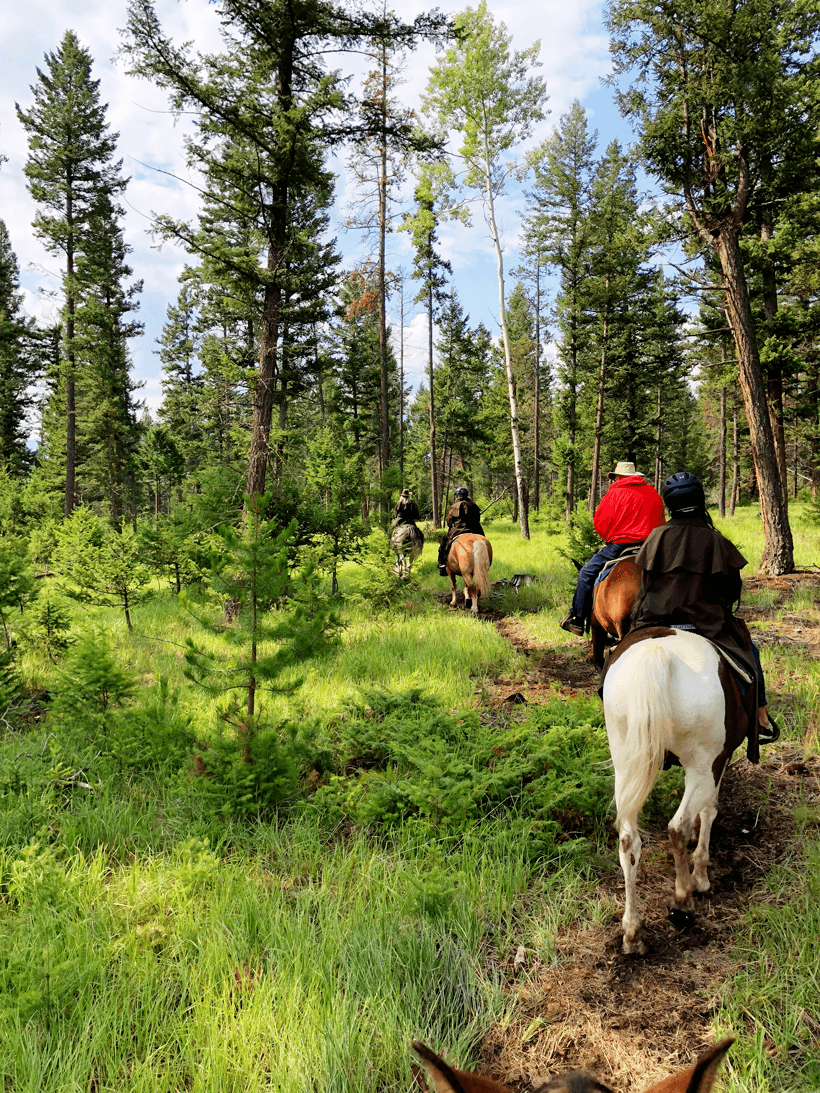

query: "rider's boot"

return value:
[559, 614, 585, 637]
[757, 706, 780, 744]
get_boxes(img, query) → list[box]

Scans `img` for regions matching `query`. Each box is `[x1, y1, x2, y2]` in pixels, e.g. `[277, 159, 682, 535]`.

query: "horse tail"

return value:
[472, 539, 491, 598]
[614, 640, 674, 828]
[409, 524, 424, 549]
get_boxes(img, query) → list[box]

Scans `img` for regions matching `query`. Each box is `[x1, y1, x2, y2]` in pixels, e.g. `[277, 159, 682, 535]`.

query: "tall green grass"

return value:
[1, 504, 818, 1090]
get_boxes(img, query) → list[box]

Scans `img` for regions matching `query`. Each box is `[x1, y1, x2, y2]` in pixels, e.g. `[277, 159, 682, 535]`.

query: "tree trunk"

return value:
[715, 230, 793, 573]
[654, 385, 662, 493]
[65, 202, 76, 518]
[730, 404, 739, 516]
[246, 274, 281, 504]
[484, 155, 529, 539]
[377, 52, 390, 491]
[588, 305, 608, 513]
[427, 283, 440, 528]
[533, 262, 541, 512]
[761, 219, 788, 506]
[718, 384, 726, 518]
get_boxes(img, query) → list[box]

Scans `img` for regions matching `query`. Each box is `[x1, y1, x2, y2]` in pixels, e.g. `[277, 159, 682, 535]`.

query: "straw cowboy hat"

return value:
[611, 461, 644, 477]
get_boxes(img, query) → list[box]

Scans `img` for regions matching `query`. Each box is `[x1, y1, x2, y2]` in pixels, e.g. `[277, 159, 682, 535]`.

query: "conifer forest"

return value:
[0, 1, 819, 1090]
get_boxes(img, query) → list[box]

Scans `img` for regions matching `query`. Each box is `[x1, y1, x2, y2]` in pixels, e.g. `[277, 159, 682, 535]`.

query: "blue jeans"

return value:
[571, 543, 634, 621]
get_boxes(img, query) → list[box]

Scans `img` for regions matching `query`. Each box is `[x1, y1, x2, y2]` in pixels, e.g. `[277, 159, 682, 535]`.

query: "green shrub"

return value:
[310, 689, 612, 854]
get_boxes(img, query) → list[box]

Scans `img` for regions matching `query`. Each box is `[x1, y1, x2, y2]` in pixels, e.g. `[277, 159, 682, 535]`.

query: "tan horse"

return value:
[446, 533, 492, 616]
[412, 1037, 733, 1093]
[590, 556, 641, 669]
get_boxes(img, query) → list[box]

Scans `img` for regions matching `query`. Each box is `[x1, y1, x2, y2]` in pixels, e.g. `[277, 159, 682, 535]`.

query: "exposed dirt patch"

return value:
[477, 746, 820, 1092]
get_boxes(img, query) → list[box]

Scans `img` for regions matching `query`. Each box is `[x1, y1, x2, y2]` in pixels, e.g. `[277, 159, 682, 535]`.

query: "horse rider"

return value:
[438, 486, 484, 576]
[629, 471, 778, 744]
[560, 461, 665, 636]
[393, 488, 420, 527]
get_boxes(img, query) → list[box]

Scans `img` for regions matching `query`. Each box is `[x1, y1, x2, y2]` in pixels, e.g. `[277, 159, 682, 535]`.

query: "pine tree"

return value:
[17, 30, 127, 517]
[606, 0, 820, 572]
[0, 221, 36, 475]
[122, 0, 447, 516]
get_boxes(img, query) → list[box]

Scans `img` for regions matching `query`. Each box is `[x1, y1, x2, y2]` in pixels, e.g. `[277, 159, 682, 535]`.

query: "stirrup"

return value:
[758, 715, 780, 745]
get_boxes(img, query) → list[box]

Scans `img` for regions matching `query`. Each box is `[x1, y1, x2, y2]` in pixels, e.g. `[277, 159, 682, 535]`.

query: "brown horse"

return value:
[446, 533, 492, 616]
[412, 1037, 733, 1093]
[590, 556, 641, 669]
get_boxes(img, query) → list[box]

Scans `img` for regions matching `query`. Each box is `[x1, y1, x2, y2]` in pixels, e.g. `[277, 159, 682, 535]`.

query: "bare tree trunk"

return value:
[399, 276, 405, 485]
[377, 49, 390, 492]
[533, 261, 541, 512]
[729, 403, 739, 516]
[654, 386, 662, 493]
[427, 284, 440, 528]
[715, 231, 793, 573]
[65, 202, 77, 517]
[588, 307, 608, 513]
[484, 152, 529, 539]
[718, 384, 727, 518]
[761, 220, 788, 506]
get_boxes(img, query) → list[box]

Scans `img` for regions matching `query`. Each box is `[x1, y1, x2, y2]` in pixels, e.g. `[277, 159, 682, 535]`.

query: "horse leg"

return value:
[590, 618, 607, 670]
[449, 571, 458, 608]
[617, 812, 646, 955]
[668, 770, 720, 911]
[465, 577, 478, 614]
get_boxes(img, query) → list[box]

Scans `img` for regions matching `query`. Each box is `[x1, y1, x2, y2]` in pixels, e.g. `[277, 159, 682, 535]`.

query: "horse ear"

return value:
[644, 1039, 734, 1093]
[411, 1043, 512, 1093]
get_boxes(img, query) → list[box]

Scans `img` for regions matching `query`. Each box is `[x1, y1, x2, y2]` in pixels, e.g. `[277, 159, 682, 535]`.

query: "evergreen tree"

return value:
[122, 0, 446, 515]
[606, 0, 820, 572]
[0, 221, 36, 475]
[17, 30, 127, 517]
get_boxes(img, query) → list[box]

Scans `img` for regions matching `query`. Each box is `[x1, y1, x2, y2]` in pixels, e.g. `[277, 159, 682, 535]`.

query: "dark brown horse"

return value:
[590, 556, 641, 669]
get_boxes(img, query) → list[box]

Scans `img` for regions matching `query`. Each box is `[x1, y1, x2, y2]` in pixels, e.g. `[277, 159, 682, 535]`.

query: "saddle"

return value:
[594, 544, 641, 587]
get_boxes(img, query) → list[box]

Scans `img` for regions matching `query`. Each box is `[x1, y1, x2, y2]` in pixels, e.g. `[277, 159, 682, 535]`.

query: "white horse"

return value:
[602, 627, 752, 954]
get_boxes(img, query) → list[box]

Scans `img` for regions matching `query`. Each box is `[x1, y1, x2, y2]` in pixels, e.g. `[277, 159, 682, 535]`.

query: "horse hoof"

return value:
[668, 906, 695, 930]
[622, 935, 647, 956]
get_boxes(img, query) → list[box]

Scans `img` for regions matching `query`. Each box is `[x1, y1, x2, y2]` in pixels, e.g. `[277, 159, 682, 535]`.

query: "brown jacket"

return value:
[632, 518, 756, 679]
[445, 499, 484, 537]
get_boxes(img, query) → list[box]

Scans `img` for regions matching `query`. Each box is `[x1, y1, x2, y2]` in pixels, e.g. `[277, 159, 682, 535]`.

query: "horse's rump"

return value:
[391, 522, 424, 553]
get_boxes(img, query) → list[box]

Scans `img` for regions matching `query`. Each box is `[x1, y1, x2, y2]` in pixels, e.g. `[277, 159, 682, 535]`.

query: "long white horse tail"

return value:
[614, 640, 674, 828]
[472, 539, 491, 597]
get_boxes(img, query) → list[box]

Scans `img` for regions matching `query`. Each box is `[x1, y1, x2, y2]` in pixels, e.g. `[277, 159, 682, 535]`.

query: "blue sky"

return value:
[1, 0, 636, 415]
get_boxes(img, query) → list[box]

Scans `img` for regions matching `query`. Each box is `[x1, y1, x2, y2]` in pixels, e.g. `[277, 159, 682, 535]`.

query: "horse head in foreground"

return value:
[412, 1038, 733, 1093]
[445, 533, 493, 616]
[602, 627, 753, 954]
[391, 520, 425, 578]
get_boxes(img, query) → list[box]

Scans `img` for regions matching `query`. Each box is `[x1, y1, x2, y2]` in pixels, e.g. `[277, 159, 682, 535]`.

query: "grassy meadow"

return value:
[1, 504, 819, 1091]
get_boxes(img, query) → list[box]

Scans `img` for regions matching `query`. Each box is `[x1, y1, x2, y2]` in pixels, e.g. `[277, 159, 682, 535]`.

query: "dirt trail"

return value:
[479, 747, 820, 1091]
[459, 573, 820, 1090]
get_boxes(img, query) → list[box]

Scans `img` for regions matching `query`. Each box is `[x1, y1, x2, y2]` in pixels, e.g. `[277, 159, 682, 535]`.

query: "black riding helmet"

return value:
[454, 487, 469, 500]
[663, 471, 705, 516]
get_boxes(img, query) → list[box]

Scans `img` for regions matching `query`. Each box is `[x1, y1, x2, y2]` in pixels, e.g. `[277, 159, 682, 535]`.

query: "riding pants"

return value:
[571, 542, 634, 622]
